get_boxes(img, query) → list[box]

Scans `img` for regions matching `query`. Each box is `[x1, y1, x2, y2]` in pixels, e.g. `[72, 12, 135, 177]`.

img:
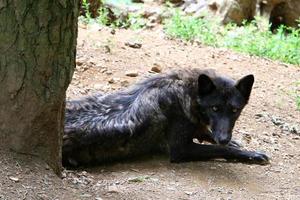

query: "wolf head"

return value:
[197, 73, 254, 145]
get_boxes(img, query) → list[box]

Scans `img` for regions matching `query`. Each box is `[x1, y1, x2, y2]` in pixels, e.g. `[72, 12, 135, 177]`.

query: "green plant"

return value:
[97, 7, 110, 25]
[164, 11, 300, 65]
[96, 6, 146, 29]
[82, 0, 92, 22]
[127, 13, 146, 30]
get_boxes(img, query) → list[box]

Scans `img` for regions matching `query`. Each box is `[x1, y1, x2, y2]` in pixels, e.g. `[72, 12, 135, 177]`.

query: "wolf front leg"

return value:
[170, 143, 270, 165]
[194, 130, 242, 149]
[167, 119, 269, 165]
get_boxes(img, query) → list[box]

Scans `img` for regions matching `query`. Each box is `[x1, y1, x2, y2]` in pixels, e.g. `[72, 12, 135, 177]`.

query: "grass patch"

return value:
[164, 11, 300, 65]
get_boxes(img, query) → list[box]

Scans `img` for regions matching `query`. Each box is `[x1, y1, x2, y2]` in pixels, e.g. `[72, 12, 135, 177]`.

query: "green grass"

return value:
[80, 0, 93, 23]
[164, 11, 300, 65]
[97, 7, 146, 29]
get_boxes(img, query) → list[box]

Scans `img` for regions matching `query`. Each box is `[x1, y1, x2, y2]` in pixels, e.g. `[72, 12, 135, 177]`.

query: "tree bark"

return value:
[0, 0, 79, 175]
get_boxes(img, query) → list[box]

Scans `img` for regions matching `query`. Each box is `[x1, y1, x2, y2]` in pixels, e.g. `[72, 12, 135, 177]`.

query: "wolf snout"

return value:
[216, 134, 231, 145]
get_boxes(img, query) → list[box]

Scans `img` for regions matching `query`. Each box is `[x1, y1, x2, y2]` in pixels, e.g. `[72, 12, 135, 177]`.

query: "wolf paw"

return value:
[227, 140, 242, 149]
[246, 151, 270, 165]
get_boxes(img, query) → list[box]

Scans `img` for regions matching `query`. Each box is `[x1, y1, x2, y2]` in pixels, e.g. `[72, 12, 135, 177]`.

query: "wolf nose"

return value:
[218, 137, 230, 145]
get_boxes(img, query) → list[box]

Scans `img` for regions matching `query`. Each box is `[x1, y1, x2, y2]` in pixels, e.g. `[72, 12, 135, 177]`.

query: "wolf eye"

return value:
[232, 108, 238, 113]
[212, 106, 218, 112]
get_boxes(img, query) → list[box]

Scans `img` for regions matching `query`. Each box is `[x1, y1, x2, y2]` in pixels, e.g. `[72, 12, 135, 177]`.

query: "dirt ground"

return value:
[1, 24, 300, 200]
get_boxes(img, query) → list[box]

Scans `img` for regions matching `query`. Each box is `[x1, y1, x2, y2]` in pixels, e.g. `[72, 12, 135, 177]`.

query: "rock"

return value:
[242, 133, 252, 143]
[184, 191, 196, 195]
[110, 29, 116, 35]
[103, 45, 111, 53]
[94, 83, 102, 90]
[182, 0, 300, 29]
[146, 22, 156, 29]
[81, 194, 92, 198]
[105, 71, 113, 75]
[125, 41, 142, 49]
[140, 8, 158, 18]
[183, 0, 207, 14]
[108, 78, 120, 84]
[107, 185, 119, 193]
[128, 176, 150, 183]
[45, 164, 50, 170]
[271, 116, 285, 126]
[125, 71, 139, 77]
[151, 64, 162, 73]
[9, 176, 19, 182]
[290, 125, 300, 135]
[76, 60, 84, 66]
[121, 80, 130, 87]
[108, 78, 115, 84]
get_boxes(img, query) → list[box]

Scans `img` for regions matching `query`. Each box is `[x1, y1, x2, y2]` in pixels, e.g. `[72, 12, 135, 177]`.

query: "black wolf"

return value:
[63, 68, 269, 166]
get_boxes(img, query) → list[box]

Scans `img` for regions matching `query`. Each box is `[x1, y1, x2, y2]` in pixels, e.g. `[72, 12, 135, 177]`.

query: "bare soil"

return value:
[1, 24, 299, 200]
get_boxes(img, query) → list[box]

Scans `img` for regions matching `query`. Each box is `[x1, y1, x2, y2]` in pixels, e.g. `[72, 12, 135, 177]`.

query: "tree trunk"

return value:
[0, 0, 79, 175]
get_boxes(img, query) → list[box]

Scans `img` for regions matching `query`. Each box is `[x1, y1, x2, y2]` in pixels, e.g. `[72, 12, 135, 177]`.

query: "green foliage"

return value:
[165, 11, 300, 65]
[97, 7, 110, 25]
[165, 11, 219, 45]
[98, 7, 146, 29]
[127, 13, 147, 30]
[81, 0, 92, 22]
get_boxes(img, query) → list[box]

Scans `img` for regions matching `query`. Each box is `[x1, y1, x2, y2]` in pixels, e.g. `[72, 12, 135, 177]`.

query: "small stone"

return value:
[110, 29, 116, 35]
[61, 171, 67, 179]
[81, 194, 92, 198]
[45, 164, 50, 170]
[121, 80, 130, 87]
[100, 68, 107, 73]
[108, 78, 115, 84]
[184, 191, 195, 195]
[125, 41, 142, 49]
[167, 187, 175, 191]
[146, 22, 156, 29]
[125, 71, 139, 77]
[94, 83, 105, 90]
[107, 185, 119, 193]
[76, 60, 84, 66]
[151, 64, 162, 73]
[106, 71, 113, 75]
[242, 133, 252, 143]
[128, 176, 149, 183]
[104, 45, 111, 53]
[9, 176, 19, 182]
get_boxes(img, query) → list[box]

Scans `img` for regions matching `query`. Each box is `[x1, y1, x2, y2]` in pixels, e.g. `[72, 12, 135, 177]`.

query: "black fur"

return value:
[63, 68, 269, 166]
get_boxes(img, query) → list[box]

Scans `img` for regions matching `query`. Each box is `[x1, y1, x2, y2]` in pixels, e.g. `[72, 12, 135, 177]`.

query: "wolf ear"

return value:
[198, 74, 216, 95]
[235, 74, 254, 102]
